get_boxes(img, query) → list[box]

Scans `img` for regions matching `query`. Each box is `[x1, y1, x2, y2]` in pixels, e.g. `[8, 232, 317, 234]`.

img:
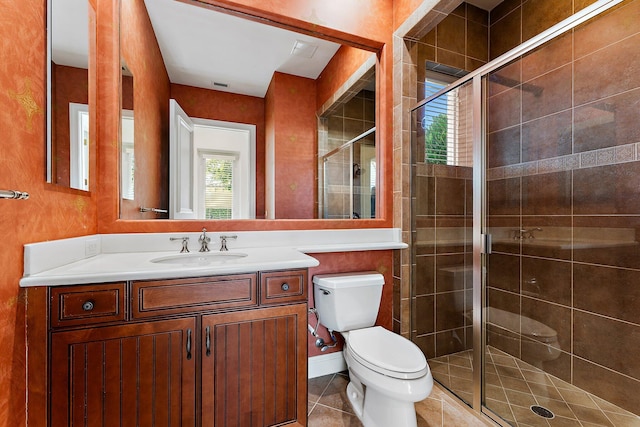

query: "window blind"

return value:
[203, 156, 233, 219]
[422, 79, 473, 167]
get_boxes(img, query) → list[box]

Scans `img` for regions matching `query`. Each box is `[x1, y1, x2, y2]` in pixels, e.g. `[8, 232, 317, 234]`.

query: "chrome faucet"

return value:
[170, 236, 190, 253]
[198, 228, 211, 252]
[219, 235, 237, 251]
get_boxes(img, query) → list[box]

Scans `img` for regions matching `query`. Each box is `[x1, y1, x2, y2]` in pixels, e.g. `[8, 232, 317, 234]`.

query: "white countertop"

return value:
[20, 228, 407, 287]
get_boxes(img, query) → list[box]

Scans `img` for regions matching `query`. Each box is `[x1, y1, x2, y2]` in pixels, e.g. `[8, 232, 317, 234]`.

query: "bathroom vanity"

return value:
[21, 229, 406, 427]
[27, 269, 308, 427]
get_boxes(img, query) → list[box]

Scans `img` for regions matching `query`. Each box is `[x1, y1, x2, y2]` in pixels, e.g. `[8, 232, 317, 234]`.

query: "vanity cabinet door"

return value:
[50, 318, 197, 427]
[201, 304, 308, 427]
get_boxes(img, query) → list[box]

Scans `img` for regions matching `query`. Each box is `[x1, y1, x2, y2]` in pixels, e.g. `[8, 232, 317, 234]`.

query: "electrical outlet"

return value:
[85, 237, 99, 257]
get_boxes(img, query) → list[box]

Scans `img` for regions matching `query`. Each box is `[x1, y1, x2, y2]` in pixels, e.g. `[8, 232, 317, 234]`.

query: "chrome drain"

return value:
[530, 405, 554, 419]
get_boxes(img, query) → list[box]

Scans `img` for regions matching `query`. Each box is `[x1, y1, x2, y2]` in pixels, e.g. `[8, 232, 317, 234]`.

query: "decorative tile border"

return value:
[487, 141, 640, 181]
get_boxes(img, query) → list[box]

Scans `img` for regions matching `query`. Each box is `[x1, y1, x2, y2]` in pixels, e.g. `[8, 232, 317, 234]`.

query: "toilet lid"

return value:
[347, 327, 429, 380]
[487, 308, 557, 342]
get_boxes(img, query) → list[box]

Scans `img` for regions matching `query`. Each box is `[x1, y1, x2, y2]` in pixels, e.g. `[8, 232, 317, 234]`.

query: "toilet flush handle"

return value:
[320, 288, 331, 295]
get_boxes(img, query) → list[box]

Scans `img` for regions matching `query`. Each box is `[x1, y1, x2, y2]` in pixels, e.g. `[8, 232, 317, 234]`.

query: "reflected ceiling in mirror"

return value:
[47, 0, 93, 191]
[145, 0, 341, 97]
[119, 0, 377, 220]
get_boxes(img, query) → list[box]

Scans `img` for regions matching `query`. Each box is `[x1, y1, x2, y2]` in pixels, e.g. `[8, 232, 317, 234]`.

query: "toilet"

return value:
[313, 272, 433, 427]
[487, 307, 561, 368]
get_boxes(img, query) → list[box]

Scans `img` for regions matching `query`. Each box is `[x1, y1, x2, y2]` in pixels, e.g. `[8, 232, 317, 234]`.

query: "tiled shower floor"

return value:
[430, 346, 640, 426]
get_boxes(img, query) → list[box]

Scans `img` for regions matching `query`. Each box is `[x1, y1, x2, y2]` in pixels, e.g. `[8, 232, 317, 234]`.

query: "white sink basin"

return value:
[151, 252, 248, 265]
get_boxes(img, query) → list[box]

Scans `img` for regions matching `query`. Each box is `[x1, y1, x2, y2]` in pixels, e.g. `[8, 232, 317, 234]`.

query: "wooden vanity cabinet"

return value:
[49, 317, 197, 426]
[201, 304, 307, 427]
[28, 269, 308, 427]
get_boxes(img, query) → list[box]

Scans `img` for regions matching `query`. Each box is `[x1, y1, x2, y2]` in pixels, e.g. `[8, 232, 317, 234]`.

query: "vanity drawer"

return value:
[50, 283, 126, 328]
[260, 270, 307, 305]
[132, 274, 257, 318]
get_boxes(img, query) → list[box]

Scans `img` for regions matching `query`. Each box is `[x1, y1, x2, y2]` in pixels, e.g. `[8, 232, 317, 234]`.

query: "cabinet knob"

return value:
[82, 300, 95, 311]
[281, 283, 290, 291]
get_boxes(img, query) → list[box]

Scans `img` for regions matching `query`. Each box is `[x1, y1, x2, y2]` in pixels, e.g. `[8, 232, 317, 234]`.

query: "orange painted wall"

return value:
[171, 84, 267, 218]
[264, 72, 316, 219]
[0, 0, 436, 423]
[120, 0, 171, 219]
[316, 45, 375, 111]
[0, 2, 98, 426]
[51, 65, 89, 187]
[192, 0, 391, 46]
[393, 0, 426, 30]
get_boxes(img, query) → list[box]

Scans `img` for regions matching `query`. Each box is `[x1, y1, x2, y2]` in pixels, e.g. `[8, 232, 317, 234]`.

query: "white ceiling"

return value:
[52, 0, 503, 97]
[51, 0, 89, 69]
[142, 0, 340, 97]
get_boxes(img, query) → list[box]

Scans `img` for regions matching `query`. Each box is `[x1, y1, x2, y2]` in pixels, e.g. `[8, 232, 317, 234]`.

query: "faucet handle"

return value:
[219, 235, 237, 251]
[170, 236, 190, 253]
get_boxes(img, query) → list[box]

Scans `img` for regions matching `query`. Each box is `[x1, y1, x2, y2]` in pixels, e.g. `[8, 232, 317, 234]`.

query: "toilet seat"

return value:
[347, 327, 428, 380]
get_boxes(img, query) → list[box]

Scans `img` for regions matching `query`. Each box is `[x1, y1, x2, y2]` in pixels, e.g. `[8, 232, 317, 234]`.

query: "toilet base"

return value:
[346, 382, 364, 420]
[347, 381, 418, 427]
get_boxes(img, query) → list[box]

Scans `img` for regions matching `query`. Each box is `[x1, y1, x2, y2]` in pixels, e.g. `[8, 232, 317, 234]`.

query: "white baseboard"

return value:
[308, 351, 347, 378]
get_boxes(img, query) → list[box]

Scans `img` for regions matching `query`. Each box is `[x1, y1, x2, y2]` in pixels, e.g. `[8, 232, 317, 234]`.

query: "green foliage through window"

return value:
[204, 157, 233, 219]
[425, 113, 448, 165]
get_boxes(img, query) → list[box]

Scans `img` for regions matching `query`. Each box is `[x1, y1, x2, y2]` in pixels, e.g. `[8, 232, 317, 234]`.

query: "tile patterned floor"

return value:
[430, 346, 640, 427]
[308, 371, 493, 426]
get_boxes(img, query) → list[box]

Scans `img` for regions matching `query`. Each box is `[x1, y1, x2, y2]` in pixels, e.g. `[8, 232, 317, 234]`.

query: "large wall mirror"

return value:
[47, 0, 95, 191]
[119, 0, 377, 221]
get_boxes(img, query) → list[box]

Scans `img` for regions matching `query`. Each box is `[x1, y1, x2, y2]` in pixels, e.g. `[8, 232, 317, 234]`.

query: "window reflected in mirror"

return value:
[121, 110, 134, 200]
[48, 0, 94, 191]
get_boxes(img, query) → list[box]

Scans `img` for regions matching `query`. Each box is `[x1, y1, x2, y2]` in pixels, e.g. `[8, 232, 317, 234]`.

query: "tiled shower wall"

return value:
[320, 90, 375, 219]
[486, 0, 640, 414]
[394, 0, 640, 415]
[393, 1, 488, 350]
[393, 0, 610, 340]
[488, 0, 599, 60]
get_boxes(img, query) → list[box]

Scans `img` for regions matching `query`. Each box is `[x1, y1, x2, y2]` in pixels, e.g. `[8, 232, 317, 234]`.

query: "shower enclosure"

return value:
[321, 127, 376, 219]
[411, 0, 640, 424]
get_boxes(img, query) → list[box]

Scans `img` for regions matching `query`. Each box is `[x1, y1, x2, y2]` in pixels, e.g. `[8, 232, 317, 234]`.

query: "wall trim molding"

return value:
[308, 351, 347, 378]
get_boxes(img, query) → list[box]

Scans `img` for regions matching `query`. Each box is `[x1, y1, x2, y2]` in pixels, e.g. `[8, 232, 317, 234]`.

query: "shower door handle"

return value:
[482, 234, 492, 255]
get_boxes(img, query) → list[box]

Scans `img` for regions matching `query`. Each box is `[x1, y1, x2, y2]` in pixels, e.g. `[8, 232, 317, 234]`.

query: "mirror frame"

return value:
[46, 0, 97, 195]
[96, 0, 393, 233]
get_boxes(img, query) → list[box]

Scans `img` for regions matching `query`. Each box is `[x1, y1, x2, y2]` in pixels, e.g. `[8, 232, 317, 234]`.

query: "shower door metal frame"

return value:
[410, 0, 625, 421]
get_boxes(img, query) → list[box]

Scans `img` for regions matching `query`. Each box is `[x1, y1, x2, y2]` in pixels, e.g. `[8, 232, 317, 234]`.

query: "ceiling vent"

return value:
[291, 40, 318, 59]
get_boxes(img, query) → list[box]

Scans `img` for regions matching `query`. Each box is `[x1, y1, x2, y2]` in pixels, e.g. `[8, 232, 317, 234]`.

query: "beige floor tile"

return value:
[308, 374, 334, 404]
[416, 398, 443, 427]
[443, 401, 493, 426]
[510, 405, 552, 426]
[534, 397, 576, 420]
[308, 404, 362, 427]
[604, 411, 640, 427]
[567, 403, 614, 426]
[317, 374, 354, 414]
[547, 415, 583, 427]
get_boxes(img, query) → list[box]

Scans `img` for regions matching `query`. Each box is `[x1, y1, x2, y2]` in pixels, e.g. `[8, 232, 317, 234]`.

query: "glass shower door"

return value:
[483, 2, 640, 422]
[412, 79, 475, 406]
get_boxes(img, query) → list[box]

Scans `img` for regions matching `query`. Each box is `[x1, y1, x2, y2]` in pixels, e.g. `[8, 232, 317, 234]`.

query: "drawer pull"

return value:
[82, 301, 95, 311]
[205, 326, 211, 357]
[186, 329, 192, 360]
[281, 283, 290, 291]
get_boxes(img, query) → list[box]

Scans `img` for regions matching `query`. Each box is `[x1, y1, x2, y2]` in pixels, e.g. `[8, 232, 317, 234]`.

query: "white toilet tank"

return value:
[313, 272, 385, 332]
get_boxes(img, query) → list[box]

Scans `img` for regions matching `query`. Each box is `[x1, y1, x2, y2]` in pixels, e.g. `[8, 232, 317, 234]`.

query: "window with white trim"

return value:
[422, 72, 472, 167]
